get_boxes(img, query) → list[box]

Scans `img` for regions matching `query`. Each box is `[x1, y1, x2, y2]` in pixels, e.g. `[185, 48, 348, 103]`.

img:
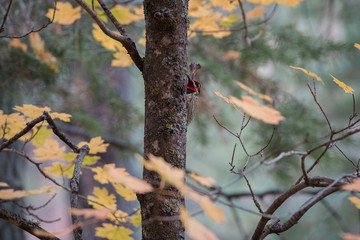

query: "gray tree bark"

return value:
[138, 1, 189, 239]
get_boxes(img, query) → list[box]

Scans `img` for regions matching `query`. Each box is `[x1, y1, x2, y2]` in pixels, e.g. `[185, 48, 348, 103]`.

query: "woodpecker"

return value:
[186, 78, 201, 126]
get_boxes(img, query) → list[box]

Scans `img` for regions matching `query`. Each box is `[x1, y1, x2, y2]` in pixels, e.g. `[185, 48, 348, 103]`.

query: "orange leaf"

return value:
[355, 43, 360, 51]
[0, 186, 54, 200]
[348, 196, 360, 209]
[341, 232, 360, 240]
[290, 66, 324, 85]
[224, 50, 241, 61]
[246, 6, 264, 19]
[234, 81, 273, 103]
[8, 39, 27, 52]
[230, 95, 284, 125]
[342, 178, 360, 192]
[188, 172, 215, 188]
[70, 208, 111, 220]
[330, 74, 354, 94]
[180, 207, 219, 240]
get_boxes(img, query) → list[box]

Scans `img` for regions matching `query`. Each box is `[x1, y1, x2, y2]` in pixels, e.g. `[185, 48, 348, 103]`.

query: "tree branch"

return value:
[74, 0, 144, 71]
[0, 207, 60, 240]
[70, 145, 89, 240]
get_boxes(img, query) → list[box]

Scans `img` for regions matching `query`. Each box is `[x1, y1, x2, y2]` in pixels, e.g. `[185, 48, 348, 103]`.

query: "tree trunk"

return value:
[138, 1, 188, 239]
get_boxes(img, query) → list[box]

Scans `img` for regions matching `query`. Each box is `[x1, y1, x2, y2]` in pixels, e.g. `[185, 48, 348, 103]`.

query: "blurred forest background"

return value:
[1, 0, 360, 239]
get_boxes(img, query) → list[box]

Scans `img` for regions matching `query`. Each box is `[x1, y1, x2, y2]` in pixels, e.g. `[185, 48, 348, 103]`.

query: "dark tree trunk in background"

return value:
[138, 1, 188, 239]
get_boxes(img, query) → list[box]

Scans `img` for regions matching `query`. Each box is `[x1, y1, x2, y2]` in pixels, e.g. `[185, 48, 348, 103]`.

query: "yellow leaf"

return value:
[186, 189, 226, 223]
[8, 39, 27, 52]
[112, 51, 133, 67]
[189, 0, 214, 18]
[83, 156, 100, 166]
[92, 164, 128, 184]
[290, 66, 324, 85]
[246, 6, 264, 19]
[29, 33, 58, 71]
[92, 24, 123, 51]
[342, 178, 360, 192]
[214, 91, 234, 104]
[114, 184, 137, 201]
[224, 50, 241, 60]
[180, 206, 219, 240]
[46, 2, 81, 25]
[83, 0, 108, 22]
[0, 186, 54, 200]
[188, 172, 215, 188]
[59, 152, 77, 162]
[32, 127, 53, 146]
[88, 187, 117, 211]
[43, 162, 74, 178]
[78, 136, 109, 154]
[108, 209, 128, 223]
[130, 213, 141, 227]
[354, 43, 360, 51]
[71, 208, 111, 220]
[341, 232, 360, 240]
[0, 112, 27, 140]
[95, 223, 133, 240]
[49, 112, 72, 122]
[247, 0, 304, 6]
[234, 81, 273, 103]
[14, 104, 50, 121]
[33, 139, 66, 161]
[0, 182, 9, 187]
[348, 196, 360, 209]
[108, 169, 153, 194]
[230, 95, 285, 125]
[137, 154, 185, 192]
[111, 5, 143, 25]
[330, 74, 354, 94]
[210, 0, 237, 11]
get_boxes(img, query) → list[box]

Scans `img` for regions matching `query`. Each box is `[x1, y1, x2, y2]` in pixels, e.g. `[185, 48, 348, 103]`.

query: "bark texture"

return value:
[139, 1, 188, 239]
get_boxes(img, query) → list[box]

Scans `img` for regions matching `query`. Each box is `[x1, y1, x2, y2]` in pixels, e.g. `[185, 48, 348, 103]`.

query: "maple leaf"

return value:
[137, 154, 186, 192]
[180, 206, 219, 240]
[214, 91, 234, 105]
[188, 172, 216, 188]
[108, 169, 153, 194]
[189, 0, 214, 18]
[88, 187, 117, 211]
[8, 39, 27, 52]
[78, 136, 109, 154]
[230, 95, 284, 125]
[34, 139, 66, 161]
[83, 156, 101, 166]
[186, 188, 226, 223]
[95, 223, 134, 240]
[348, 196, 360, 209]
[341, 232, 360, 240]
[14, 104, 50, 121]
[111, 5, 143, 25]
[0, 182, 9, 187]
[32, 127, 53, 146]
[130, 213, 141, 227]
[210, 0, 237, 12]
[234, 81, 273, 103]
[330, 74, 354, 94]
[49, 112, 72, 122]
[246, 5, 264, 19]
[290, 66, 324, 85]
[224, 50, 241, 60]
[247, 0, 304, 6]
[70, 208, 111, 220]
[0, 112, 27, 140]
[114, 184, 137, 201]
[0, 186, 54, 200]
[46, 2, 81, 25]
[92, 23, 123, 51]
[112, 51, 133, 67]
[43, 162, 74, 178]
[108, 209, 128, 223]
[342, 178, 360, 192]
[92, 164, 128, 184]
[354, 43, 360, 51]
[29, 33, 58, 72]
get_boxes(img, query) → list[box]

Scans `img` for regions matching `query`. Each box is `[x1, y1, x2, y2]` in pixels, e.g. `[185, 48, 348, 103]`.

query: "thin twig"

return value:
[237, 0, 250, 46]
[243, 175, 263, 213]
[0, 0, 57, 38]
[0, 0, 13, 33]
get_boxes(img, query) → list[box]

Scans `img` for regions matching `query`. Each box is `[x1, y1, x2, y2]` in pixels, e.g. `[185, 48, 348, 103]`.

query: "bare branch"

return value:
[70, 145, 89, 240]
[0, 207, 60, 240]
[74, 0, 144, 71]
[237, 0, 250, 46]
[0, 0, 13, 33]
[0, 0, 57, 39]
